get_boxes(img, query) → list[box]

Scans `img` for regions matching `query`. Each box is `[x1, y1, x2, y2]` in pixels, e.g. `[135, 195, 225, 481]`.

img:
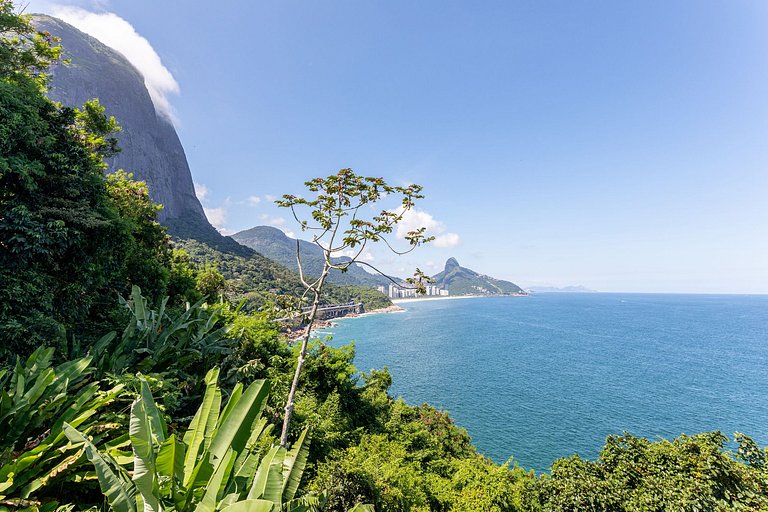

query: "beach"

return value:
[392, 294, 523, 304]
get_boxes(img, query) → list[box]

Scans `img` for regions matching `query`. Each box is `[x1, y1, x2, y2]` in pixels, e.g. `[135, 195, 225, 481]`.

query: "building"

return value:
[383, 283, 448, 299]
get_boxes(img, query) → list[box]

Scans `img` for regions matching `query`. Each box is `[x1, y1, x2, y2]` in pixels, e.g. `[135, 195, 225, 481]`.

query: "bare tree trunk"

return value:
[280, 274, 327, 447]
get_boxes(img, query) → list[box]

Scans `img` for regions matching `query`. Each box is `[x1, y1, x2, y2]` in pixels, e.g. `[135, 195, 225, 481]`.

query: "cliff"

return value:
[33, 15, 214, 240]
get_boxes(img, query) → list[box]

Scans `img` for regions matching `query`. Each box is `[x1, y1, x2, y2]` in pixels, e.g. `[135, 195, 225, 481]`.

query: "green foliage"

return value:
[174, 238, 308, 309]
[225, 312, 290, 384]
[90, 286, 233, 415]
[0, 0, 62, 86]
[523, 431, 768, 512]
[0, 347, 125, 501]
[167, 248, 203, 305]
[0, 37, 184, 360]
[104, 286, 230, 371]
[197, 263, 227, 300]
[315, 433, 430, 511]
[0, 72, 127, 357]
[0, 347, 93, 454]
[65, 369, 320, 512]
[437, 458, 528, 512]
[322, 286, 391, 311]
[174, 238, 390, 312]
[0, 4, 199, 361]
[105, 170, 172, 304]
[310, 393, 528, 512]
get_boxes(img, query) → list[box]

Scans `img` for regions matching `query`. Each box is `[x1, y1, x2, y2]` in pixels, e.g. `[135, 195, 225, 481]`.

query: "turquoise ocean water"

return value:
[321, 293, 768, 472]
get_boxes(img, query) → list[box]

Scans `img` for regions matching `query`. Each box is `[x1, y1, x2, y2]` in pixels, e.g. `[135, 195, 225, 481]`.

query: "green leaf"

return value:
[218, 382, 243, 426]
[63, 423, 136, 512]
[195, 448, 235, 512]
[282, 428, 310, 502]
[219, 499, 275, 512]
[208, 379, 269, 467]
[129, 394, 160, 512]
[139, 377, 166, 443]
[184, 367, 220, 486]
[233, 418, 270, 487]
[156, 433, 186, 481]
[248, 445, 284, 503]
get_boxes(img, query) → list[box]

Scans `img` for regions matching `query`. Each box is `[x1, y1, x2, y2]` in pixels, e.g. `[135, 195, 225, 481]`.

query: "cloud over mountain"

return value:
[47, 5, 180, 124]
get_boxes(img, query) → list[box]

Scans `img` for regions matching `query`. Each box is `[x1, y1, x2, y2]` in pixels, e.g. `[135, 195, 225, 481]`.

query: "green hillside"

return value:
[432, 257, 526, 296]
[232, 225, 391, 288]
[174, 237, 391, 311]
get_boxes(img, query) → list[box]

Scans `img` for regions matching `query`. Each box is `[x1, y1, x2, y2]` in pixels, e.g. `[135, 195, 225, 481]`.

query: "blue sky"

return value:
[27, 1, 768, 292]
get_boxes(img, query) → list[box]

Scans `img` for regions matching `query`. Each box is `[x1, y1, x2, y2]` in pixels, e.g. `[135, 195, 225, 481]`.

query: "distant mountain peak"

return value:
[232, 226, 391, 287]
[433, 258, 525, 296]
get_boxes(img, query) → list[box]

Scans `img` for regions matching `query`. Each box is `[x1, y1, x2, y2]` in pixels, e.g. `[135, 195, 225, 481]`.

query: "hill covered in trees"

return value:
[432, 258, 526, 296]
[233, 225, 391, 288]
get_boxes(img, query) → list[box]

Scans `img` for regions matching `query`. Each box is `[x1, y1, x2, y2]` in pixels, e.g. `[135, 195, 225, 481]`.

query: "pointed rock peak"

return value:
[445, 257, 461, 272]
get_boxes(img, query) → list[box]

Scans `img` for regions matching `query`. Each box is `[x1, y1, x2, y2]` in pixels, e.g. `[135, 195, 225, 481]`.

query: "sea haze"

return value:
[322, 293, 768, 472]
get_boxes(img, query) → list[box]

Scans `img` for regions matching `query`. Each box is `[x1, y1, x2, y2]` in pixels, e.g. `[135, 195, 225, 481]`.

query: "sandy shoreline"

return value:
[392, 294, 525, 304]
[292, 295, 525, 339]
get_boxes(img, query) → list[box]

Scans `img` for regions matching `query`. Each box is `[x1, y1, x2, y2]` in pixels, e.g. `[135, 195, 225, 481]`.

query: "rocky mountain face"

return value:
[432, 258, 525, 296]
[232, 226, 391, 287]
[33, 15, 214, 240]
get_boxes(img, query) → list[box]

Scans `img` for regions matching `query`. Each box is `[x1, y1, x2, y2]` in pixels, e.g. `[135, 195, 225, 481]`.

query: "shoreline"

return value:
[290, 294, 527, 340]
[392, 293, 527, 304]
[288, 304, 405, 340]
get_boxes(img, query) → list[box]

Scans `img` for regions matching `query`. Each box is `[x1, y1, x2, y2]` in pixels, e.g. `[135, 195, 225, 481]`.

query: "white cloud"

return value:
[258, 214, 286, 227]
[265, 194, 277, 202]
[434, 233, 461, 248]
[284, 230, 296, 238]
[204, 206, 227, 229]
[394, 207, 460, 249]
[194, 182, 208, 201]
[197, 186, 231, 233]
[247, 196, 261, 206]
[49, 6, 181, 124]
[332, 248, 375, 262]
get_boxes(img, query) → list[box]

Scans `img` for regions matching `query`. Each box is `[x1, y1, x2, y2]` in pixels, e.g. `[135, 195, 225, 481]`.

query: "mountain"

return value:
[33, 15, 216, 241]
[232, 226, 391, 288]
[31, 16, 391, 309]
[432, 258, 525, 296]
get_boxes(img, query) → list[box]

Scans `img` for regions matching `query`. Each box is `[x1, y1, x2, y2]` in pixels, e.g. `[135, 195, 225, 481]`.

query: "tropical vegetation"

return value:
[1, 2, 767, 511]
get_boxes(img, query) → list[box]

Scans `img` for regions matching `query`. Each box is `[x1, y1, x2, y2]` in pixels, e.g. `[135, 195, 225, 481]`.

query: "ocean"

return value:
[320, 293, 768, 472]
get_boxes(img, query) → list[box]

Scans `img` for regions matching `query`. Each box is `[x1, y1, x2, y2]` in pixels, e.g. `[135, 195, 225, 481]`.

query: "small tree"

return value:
[276, 168, 433, 446]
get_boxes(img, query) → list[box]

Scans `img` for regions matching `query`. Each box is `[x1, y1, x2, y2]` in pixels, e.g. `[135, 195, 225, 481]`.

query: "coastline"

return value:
[289, 304, 405, 341]
[392, 293, 526, 304]
[291, 294, 526, 340]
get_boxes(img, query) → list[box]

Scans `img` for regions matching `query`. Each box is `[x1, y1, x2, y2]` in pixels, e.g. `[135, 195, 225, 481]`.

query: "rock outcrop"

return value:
[34, 15, 211, 237]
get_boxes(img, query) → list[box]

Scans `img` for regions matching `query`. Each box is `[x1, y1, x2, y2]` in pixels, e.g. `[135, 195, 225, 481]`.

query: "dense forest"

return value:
[1, 3, 767, 510]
